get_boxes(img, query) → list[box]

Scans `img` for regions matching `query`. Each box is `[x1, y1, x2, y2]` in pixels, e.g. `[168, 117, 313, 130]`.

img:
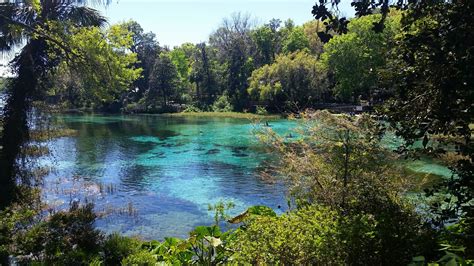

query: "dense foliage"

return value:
[248, 51, 328, 112]
[38, 13, 364, 113]
[381, 1, 474, 255]
[1, 0, 472, 264]
[230, 205, 345, 265]
[48, 23, 142, 110]
[313, 0, 474, 260]
[321, 12, 401, 102]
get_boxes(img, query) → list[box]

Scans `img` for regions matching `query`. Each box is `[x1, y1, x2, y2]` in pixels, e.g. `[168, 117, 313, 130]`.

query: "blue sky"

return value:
[99, 0, 354, 47]
[1, 0, 355, 75]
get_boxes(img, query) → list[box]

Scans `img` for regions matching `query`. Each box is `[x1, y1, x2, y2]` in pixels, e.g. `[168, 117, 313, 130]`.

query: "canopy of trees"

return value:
[321, 12, 401, 102]
[49, 23, 142, 108]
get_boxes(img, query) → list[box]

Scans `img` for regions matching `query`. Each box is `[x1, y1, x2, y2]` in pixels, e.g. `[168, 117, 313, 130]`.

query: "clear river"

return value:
[38, 114, 452, 240]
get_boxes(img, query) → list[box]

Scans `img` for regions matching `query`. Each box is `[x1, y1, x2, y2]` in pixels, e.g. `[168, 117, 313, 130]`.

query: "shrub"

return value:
[256, 111, 437, 264]
[212, 94, 233, 112]
[255, 105, 268, 115]
[122, 250, 157, 265]
[0, 204, 37, 264]
[183, 104, 202, 113]
[14, 202, 103, 264]
[342, 198, 437, 265]
[103, 233, 142, 265]
[229, 205, 345, 265]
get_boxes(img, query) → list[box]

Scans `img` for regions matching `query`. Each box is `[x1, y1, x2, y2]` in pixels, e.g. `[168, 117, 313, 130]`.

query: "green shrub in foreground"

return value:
[229, 205, 345, 265]
[14, 202, 103, 264]
[103, 233, 142, 265]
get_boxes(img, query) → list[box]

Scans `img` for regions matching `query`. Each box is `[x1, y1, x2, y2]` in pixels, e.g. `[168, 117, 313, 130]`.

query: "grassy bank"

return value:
[156, 111, 283, 120]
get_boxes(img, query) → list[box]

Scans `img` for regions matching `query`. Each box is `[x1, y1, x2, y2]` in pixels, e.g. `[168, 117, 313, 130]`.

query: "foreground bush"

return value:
[103, 233, 142, 265]
[14, 202, 103, 264]
[229, 205, 345, 265]
[229, 204, 435, 265]
[254, 111, 438, 264]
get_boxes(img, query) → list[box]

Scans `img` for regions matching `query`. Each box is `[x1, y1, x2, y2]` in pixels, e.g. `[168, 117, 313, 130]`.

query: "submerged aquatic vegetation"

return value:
[30, 128, 78, 142]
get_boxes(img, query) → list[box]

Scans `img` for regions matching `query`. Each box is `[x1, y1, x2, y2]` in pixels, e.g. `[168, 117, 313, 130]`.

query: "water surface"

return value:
[39, 114, 452, 240]
[40, 114, 291, 239]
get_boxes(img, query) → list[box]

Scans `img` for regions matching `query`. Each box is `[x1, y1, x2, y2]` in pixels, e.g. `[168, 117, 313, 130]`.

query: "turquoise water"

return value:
[39, 114, 452, 240]
[40, 114, 293, 240]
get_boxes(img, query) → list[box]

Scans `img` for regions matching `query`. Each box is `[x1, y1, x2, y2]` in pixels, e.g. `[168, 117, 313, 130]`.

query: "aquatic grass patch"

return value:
[30, 128, 77, 142]
[158, 112, 282, 120]
[54, 115, 138, 124]
[404, 159, 453, 178]
[23, 145, 50, 157]
[399, 166, 444, 193]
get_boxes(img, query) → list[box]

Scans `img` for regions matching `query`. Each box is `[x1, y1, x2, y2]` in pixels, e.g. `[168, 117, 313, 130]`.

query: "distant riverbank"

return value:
[47, 105, 284, 120]
[155, 111, 282, 120]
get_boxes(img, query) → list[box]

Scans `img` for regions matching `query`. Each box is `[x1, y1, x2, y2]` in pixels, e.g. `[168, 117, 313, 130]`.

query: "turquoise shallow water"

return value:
[39, 114, 452, 240]
[40, 114, 293, 240]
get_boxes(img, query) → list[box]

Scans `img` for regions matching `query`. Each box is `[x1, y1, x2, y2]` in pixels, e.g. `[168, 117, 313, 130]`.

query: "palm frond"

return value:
[37, 0, 107, 27]
[64, 6, 107, 27]
[0, 3, 29, 52]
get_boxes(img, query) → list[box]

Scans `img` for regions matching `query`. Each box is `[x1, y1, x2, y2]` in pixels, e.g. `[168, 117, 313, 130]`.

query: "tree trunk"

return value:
[0, 43, 38, 209]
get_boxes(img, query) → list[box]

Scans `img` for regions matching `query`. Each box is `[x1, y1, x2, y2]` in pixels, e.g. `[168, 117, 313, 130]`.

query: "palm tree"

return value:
[0, 0, 108, 209]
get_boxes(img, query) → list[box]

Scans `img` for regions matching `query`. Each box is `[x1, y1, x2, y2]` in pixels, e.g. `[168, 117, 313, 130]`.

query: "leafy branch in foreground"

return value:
[256, 110, 436, 264]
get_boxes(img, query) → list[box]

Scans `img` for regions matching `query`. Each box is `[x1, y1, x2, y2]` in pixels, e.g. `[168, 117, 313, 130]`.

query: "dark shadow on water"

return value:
[232, 153, 249, 157]
[153, 129, 181, 140]
[205, 149, 220, 155]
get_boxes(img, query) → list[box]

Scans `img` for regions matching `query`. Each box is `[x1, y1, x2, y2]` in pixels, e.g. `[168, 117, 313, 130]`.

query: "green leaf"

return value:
[190, 225, 221, 239]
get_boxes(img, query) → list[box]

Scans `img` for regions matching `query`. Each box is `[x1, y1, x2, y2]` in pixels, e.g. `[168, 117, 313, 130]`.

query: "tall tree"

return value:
[49, 23, 142, 109]
[209, 12, 255, 111]
[0, 0, 107, 209]
[302, 20, 325, 56]
[190, 42, 218, 106]
[282, 26, 310, 54]
[124, 20, 160, 100]
[170, 43, 194, 95]
[251, 20, 280, 66]
[147, 53, 180, 110]
[321, 12, 400, 102]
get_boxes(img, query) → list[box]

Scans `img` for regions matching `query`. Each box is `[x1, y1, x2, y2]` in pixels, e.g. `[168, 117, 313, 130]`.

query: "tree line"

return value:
[45, 11, 403, 113]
